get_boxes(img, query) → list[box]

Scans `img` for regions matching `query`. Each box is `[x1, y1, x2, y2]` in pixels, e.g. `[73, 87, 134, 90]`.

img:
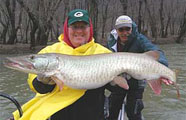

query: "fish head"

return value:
[3, 54, 60, 75]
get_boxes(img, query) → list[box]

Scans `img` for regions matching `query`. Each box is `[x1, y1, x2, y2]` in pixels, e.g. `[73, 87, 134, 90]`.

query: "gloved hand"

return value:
[37, 74, 55, 85]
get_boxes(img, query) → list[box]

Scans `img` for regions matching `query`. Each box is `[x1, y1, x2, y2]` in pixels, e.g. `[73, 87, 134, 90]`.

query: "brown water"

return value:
[0, 43, 186, 120]
[0, 54, 34, 120]
[143, 44, 186, 120]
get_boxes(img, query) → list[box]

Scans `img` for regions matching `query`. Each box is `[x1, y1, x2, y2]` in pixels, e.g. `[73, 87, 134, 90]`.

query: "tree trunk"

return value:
[16, 0, 39, 49]
[6, 0, 17, 44]
[164, 14, 171, 37]
[144, 0, 157, 40]
[101, 0, 110, 39]
[120, 0, 128, 14]
[1, 26, 9, 44]
[159, 0, 165, 38]
[0, 8, 9, 44]
[88, 0, 99, 41]
[38, 0, 48, 45]
[138, 0, 143, 33]
[176, 10, 186, 43]
[63, 0, 69, 24]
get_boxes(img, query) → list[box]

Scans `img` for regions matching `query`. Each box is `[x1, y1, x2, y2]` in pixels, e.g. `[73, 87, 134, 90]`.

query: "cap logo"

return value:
[119, 19, 129, 22]
[74, 12, 84, 17]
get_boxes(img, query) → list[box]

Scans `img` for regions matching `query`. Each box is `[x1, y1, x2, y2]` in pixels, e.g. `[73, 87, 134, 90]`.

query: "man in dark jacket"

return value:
[106, 15, 172, 120]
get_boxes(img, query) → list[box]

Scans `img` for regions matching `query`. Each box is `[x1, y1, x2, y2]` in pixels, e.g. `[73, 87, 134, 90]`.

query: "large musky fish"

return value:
[3, 52, 179, 97]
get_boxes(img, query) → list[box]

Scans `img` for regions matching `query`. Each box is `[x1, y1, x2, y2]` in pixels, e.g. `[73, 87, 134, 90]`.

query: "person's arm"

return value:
[138, 34, 173, 85]
[32, 77, 56, 94]
[138, 34, 168, 66]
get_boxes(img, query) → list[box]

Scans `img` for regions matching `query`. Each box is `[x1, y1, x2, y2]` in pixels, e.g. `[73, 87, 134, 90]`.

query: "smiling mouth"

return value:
[120, 36, 128, 39]
[74, 35, 84, 37]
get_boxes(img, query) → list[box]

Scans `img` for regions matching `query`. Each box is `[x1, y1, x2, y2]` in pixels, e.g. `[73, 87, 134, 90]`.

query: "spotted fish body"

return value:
[4, 52, 177, 95]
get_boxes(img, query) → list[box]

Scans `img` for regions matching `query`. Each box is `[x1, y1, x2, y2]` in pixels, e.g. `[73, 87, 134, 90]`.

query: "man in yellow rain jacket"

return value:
[13, 9, 111, 120]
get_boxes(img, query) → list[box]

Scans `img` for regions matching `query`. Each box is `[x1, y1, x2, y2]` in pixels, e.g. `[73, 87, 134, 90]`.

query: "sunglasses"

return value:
[118, 27, 131, 32]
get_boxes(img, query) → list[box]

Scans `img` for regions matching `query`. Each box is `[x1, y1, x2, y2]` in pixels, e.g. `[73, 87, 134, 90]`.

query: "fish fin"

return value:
[147, 79, 162, 95]
[144, 51, 160, 61]
[51, 76, 64, 91]
[113, 76, 129, 90]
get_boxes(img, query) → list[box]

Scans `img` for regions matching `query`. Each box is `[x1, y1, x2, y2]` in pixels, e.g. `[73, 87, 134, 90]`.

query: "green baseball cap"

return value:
[68, 9, 90, 25]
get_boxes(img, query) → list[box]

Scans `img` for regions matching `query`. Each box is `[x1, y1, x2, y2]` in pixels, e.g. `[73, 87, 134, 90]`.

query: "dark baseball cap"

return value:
[68, 9, 90, 26]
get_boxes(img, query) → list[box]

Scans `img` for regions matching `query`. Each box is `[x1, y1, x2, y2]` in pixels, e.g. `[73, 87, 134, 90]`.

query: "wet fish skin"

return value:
[3, 52, 177, 95]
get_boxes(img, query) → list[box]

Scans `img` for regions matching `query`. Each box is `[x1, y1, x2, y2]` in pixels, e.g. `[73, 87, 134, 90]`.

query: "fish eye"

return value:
[30, 55, 35, 60]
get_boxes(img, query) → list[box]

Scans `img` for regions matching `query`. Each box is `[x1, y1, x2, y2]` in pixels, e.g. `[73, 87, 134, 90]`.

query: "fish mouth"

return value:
[3, 57, 35, 73]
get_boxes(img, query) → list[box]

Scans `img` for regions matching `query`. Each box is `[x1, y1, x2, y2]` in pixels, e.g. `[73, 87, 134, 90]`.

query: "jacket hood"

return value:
[130, 22, 139, 38]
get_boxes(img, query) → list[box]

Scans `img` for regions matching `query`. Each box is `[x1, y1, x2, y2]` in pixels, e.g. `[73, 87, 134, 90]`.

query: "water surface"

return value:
[0, 54, 34, 120]
[143, 44, 186, 120]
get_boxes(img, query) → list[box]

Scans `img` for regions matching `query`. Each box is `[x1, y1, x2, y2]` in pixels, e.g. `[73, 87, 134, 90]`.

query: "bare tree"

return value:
[87, 0, 99, 41]
[16, 0, 39, 49]
[37, 0, 63, 45]
[63, 0, 69, 23]
[0, 3, 10, 44]
[138, 0, 143, 33]
[6, 0, 17, 44]
[0, 0, 20, 44]
[100, 0, 111, 39]
[1, 0, 186, 47]
[16, 0, 63, 49]
[120, 0, 128, 14]
[144, 0, 157, 40]
[176, 9, 186, 43]
[159, 0, 165, 37]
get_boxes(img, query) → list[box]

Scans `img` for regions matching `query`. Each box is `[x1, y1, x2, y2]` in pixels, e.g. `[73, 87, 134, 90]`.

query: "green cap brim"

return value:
[68, 18, 89, 25]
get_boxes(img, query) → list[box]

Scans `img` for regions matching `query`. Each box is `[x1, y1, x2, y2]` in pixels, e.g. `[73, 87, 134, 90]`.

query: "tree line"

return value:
[0, 0, 186, 49]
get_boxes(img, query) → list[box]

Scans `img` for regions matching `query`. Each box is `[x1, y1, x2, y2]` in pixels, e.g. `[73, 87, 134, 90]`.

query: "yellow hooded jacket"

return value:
[13, 34, 111, 120]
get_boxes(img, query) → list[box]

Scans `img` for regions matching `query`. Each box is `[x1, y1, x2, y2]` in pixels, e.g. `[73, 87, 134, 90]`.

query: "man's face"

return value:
[116, 27, 132, 43]
[68, 21, 90, 48]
